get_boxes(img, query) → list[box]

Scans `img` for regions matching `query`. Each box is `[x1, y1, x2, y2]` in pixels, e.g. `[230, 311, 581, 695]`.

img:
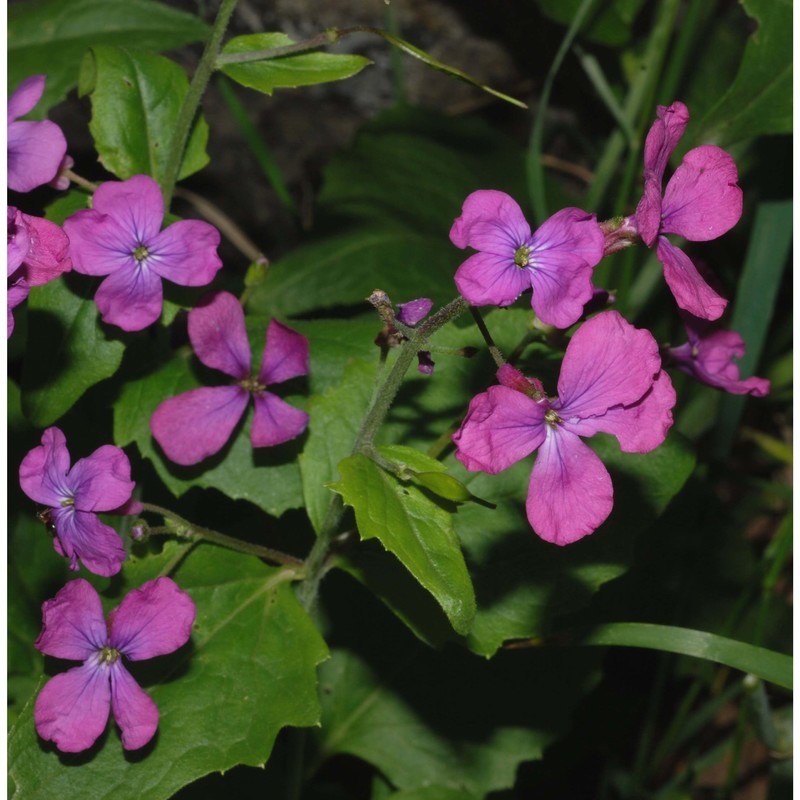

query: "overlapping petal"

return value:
[34, 662, 111, 753]
[68, 445, 135, 512]
[151, 386, 250, 466]
[642, 101, 690, 183]
[453, 385, 546, 474]
[259, 319, 310, 386]
[662, 145, 742, 241]
[188, 291, 251, 378]
[51, 508, 127, 576]
[8, 208, 30, 274]
[16, 212, 72, 286]
[556, 310, 662, 418]
[19, 426, 72, 507]
[454, 250, 531, 307]
[91, 174, 165, 244]
[109, 577, 196, 660]
[93, 261, 165, 331]
[251, 392, 309, 447]
[34, 579, 107, 660]
[656, 237, 727, 320]
[527, 429, 613, 546]
[110, 663, 160, 750]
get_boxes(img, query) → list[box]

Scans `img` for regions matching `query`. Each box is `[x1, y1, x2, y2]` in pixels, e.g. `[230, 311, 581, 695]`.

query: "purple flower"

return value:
[667, 313, 770, 396]
[19, 427, 134, 576]
[450, 190, 605, 329]
[453, 311, 675, 545]
[8, 206, 72, 337]
[634, 102, 742, 320]
[150, 290, 310, 465]
[34, 577, 195, 752]
[63, 175, 223, 331]
[8, 75, 68, 193]
[396, 296, 436, 374]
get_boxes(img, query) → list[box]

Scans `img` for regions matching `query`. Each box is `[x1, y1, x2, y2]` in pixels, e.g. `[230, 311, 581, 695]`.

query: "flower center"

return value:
[60, 497, 75, 507]
[691, 345, 700, 359]
[132, 244, 150, 262]
[514, 245, 530, 268]
[544, 408, 562, 427]
[98, 646, 121, 665]
[238, 375, 267, 393]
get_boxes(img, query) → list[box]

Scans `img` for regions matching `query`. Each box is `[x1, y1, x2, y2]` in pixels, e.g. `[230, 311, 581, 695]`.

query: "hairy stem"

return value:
[161, 0, 239, 209]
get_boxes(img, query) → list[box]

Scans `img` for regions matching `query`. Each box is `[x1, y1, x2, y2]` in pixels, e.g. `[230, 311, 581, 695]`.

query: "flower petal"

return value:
[634, 176, 665, 248]
[187, 291, 251, 378]
[454, 250, 531, 307]
[8, 75, 46, 121]
[68, 445, 135, 513]
[148, 219, 222, 287]
[566, 369, 676, 452]
[527, 429, 613, 545]
[251, 392, 309, 447]
[16, 212, 72, 286]
[8, 207, 31, 275]
[642, 101, 690, 184]
[396, 297, 433, 326]
[63, 209, 136, 277]
[35, 662, 111, 753]
[453, 384, 546, 474]
[93, 262, 164, 331]
[109, 577, 195, 660]
[91, 175, 165, 244]
[150, 386, 250, 466]
[661, 145, 743, 242]
[258, 319, 310, 386]
[35, 579, 107, 660]
[528, 207, 603, 328]
[110, 663, 159, 750]
[52, 508, 127, 576]
[656, 237, 727, 320]
[8, 120, 67, 193]
[19, 426, 72, 507]
[556, 311, 662, 419]
[450, 189, 531, 252]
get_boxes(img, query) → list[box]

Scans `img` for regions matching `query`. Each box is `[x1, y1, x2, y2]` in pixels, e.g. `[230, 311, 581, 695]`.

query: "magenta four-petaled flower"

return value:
[8, 75, 68, 194]
[64, 175, 223, 331]
[450, 190, 605, 329]
[151, 290, 310, 466]
[34, 577, 196, 752]
[667, 313, 770, 397]
[19, 427, 134, 576]
[634, 101, 742, 320]
[453, 311, 676, 545]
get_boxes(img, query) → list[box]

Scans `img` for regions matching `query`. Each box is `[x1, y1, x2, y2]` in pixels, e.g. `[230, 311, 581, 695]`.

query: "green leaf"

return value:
[21, 277, 125, 427]
[8, 547, 328, 800]
[577, 623, 792, 689]
[8, 0, 209, 114]
[299, 359, 376, 534]
[113, 345, 305, 518]
[246, 225, 463, 317]
[534, 0, 647, 45]
[692, 0, 792, 146]
[311, 572, 601, 795]
[78, 46, 209, 182]
[453, 432, 696, 657]
[219, 33, 371, 95]
[330, 452, 476, 635]
[378, 444, 476, 503]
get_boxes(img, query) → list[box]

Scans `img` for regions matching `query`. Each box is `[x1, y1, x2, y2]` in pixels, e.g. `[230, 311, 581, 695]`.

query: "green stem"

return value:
[140, 502, 304, 568]
[161, 0, 240, 209]
[469, 307, 505, 368]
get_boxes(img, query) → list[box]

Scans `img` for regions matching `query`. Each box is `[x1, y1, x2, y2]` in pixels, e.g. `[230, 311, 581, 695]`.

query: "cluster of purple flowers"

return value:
[450, 101, 768, 544]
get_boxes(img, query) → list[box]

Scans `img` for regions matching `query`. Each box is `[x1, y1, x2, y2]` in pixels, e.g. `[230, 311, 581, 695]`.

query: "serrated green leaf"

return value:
[311, 572, 601, 795]
[21, 277, 125, 427]
[299, 359, 377, 534]
[330, 453, 475, 635]
[8, 547, 328, 800]
[692, 0, 792, 146]
[79, 46, 209, 182]
[453, 432, 697, 656]
[114, 348, 305, 518]
[8, 0, 209, 114]
[220, 33, 371, 95]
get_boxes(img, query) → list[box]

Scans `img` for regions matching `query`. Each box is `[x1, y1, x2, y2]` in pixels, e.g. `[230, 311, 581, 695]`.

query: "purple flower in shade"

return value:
[8, 206, 72, 337]
[150, 290, 309, 466]
[667, 313, 770, 397]
[63, 175, 223, 331]
[450, 190, 605, 329]
[634, 102, 743, 320]
[453, 311, 676, 545]
[34, 577, 195, 752]
[8, 75, 68, 193]
[19, 428, 134, 576]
